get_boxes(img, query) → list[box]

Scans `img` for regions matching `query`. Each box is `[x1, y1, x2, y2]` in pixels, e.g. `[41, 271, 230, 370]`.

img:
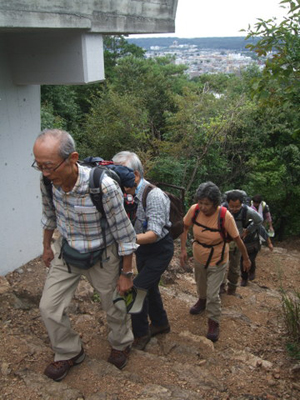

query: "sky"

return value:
[129, 0, 288, 39]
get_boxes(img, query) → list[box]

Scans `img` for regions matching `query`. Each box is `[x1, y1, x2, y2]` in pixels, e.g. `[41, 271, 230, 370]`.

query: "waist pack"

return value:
[61, 238, 104, 270]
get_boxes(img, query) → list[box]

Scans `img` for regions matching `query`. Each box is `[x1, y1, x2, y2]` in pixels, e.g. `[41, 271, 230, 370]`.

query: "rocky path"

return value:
[1, 242, 300, 400]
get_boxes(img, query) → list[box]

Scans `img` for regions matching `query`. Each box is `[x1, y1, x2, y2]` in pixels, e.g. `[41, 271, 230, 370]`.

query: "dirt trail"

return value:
[1, 239, 300, 400]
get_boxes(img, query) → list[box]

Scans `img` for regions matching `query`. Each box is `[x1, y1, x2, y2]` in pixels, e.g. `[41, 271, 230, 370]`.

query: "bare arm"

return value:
[136, 231, 158, 245]
[117, 253, 134, 295]
[180, 224, 190, 267]
[234, 235, 251, 271]
[267, 237, 274, 251]
[42, 229, 55, 267]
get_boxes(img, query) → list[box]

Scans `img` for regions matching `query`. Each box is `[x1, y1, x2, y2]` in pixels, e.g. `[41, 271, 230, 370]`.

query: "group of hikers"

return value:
[32, 128, 274, 382]
[180, 183, 273, 343]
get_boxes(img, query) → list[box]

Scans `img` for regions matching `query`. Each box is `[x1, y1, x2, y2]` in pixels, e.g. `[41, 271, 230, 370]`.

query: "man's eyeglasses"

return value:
[31, 157, 68, 172]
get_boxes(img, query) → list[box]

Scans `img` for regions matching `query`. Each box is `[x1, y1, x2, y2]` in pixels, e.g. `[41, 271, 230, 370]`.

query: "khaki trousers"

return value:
[194, 260, 227, 322]
[40, 237, 133, 361]
[222, 243, 241, 289]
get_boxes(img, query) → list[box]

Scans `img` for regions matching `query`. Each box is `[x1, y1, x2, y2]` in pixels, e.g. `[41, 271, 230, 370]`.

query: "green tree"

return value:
[41, 86, 80, 132]
[82, 55, 190, 160]
[41, 102, 67, 131]
[245, 0, 300, 135]
[103, 35, 146, 80]
[110, 55, 189, 142]
[80, 88, 149, 159]
[41, 35, 146, 132]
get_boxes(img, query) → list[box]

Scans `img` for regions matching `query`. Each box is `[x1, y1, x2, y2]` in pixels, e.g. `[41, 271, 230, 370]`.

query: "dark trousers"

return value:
[240, 249, 259, 280]
[132, 234, 174, 337]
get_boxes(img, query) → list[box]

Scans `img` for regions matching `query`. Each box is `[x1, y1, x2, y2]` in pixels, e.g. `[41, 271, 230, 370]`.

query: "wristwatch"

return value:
[120, 269, 134, 278]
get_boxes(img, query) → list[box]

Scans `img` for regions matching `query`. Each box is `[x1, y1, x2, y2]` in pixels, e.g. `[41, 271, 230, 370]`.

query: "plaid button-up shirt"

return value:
[134, 179, 171, 240]
[40, 164, 137, 256]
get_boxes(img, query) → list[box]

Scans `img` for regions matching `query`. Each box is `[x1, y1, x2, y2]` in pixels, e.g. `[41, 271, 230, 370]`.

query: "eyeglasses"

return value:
[31, 157, 68, 172]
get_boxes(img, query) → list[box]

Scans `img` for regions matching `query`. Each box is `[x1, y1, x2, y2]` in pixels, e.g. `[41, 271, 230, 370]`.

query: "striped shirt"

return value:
[134, 179, 171, 240]
[41, 164, 137, 256]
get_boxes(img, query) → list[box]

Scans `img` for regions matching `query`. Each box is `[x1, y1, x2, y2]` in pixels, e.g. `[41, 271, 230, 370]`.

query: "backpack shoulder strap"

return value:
[192, 204, 222, 234]
[89, 166, 106, 216]
[43, 176, 55, 211]
[142, 184, 156, 210]
[241, 204, 248, 228]
[43, 176, 53, 200]
[191, 204, 200, 224]
[89, 166, 110, 257]
[218, 206, 227, 241]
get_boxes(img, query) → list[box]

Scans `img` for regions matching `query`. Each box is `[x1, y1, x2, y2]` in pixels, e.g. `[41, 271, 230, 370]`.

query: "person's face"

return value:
[197, 198, 216, 216]
[228, 199, 242, 215]
[33, 137, 78, 187]
[252, 201, 260, 209]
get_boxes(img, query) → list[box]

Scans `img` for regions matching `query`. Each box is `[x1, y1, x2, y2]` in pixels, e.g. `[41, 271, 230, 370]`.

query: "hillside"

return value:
[127, 36, 260, 51]
[1, 239, 300, 400]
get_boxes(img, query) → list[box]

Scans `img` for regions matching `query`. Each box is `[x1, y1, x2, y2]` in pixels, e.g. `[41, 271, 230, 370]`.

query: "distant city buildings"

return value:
[145, 40, 267, 77]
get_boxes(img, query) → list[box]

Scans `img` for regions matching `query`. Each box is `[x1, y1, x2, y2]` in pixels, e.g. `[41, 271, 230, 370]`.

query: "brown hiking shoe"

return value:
[133, 333, 151, 350]
[206, 318, 219, 342]
[149, 323, 171, 337]
[189, 298, 206, 315]
[44, 347, 85, 381]
[108, 345, 131, 370]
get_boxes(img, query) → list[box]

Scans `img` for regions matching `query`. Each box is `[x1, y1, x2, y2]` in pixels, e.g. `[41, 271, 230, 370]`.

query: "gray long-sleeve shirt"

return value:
[230, 204, 263, 235]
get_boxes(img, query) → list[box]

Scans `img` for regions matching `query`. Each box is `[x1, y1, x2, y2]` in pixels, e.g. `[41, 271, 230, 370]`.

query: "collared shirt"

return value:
[40, 164, 137, 256]
[134, 179, 171, 240]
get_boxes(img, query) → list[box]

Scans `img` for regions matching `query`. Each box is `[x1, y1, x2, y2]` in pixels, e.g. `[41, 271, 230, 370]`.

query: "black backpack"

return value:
[43, 157, 136, 249]
[142, 183, 185, 240]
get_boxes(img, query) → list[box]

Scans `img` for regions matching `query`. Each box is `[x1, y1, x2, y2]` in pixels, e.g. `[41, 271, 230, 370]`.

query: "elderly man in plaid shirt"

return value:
[112, 151, 174, 351]
[32, 130, 137, 381]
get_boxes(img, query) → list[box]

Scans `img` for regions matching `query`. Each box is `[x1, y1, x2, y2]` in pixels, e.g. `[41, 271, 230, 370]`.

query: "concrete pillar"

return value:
[0, 38, 42, 275]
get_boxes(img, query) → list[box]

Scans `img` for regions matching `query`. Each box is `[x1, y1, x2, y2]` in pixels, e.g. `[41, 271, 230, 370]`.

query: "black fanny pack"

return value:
[61, 238, 104, 270]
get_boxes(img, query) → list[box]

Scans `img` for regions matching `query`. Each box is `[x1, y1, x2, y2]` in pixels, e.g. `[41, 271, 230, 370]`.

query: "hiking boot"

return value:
[133, 333, 151, 350]
[189, 298, 206, 315]
[107, 345, 131, 370]
[206, 318, 219, 343]
[227, 286, 242, 298]
[44, 347, 85, 381]
[219, 283, 226, 295]
[240, 279, 248, 287]
[249, 272, 256, 281]
[227, 286, 236, 296]
[149, 323, 171, 337]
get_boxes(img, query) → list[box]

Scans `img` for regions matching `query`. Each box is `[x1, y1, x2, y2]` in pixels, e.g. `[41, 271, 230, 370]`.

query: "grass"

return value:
[281, 290, 300, 360]
[92, 290, 101, 303]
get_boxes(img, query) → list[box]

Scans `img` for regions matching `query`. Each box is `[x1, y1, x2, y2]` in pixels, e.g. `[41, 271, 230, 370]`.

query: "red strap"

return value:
[97, 160, 114, 166]
[192, 204, 200, 223]
[218, 206, 227, 240]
